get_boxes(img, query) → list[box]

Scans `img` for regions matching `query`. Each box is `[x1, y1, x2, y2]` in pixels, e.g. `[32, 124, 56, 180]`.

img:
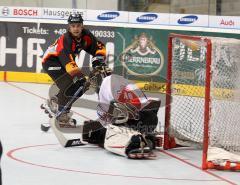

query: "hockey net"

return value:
[164, 33, 240, 170]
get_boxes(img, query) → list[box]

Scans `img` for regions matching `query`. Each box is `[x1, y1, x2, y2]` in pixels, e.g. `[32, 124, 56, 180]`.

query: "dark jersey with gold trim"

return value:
[42, 28, 106, 67]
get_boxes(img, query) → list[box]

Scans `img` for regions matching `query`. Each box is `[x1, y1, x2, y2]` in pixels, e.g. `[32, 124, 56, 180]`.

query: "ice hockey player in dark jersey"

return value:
[42, 13, 106, 126]
[82, 74, 161, 159]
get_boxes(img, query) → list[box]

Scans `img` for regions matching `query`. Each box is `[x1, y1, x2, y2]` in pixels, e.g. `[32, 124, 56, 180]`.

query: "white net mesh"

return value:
[169, 37, 206, 147]
[168, 35, 240, 166]
[209, 38, 240, 164]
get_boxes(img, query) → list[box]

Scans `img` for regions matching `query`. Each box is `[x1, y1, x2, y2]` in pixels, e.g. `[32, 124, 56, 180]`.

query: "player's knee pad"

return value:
[82, 120, 106, 147]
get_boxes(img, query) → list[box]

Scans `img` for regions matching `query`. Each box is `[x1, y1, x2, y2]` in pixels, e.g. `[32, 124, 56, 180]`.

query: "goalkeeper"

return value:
[82, 74, 161, 159]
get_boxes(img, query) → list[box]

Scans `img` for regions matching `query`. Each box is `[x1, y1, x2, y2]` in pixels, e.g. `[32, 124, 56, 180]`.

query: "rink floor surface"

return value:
[0, 82, 239, 185]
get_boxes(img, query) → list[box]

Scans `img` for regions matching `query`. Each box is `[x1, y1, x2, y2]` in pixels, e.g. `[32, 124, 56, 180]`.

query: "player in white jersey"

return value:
[82, 74, 161, 159]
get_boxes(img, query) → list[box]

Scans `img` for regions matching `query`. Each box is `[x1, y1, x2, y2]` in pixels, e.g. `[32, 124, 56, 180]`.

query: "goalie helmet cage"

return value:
[164, 33, 240, 170]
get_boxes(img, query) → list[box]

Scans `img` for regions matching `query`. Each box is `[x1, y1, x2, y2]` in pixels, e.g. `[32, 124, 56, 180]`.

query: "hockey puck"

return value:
[41, 123, 51, 132]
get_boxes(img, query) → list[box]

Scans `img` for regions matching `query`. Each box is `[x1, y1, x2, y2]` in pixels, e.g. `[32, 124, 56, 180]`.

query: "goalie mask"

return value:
[97, 101, 140, 125]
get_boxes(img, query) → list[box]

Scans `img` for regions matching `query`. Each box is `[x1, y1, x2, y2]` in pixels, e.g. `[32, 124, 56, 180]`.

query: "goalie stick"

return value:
[49, 116, 87, 147]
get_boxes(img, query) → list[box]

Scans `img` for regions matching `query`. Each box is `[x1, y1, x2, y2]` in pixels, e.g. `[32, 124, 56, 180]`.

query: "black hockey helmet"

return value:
[68, 13, 83, 24]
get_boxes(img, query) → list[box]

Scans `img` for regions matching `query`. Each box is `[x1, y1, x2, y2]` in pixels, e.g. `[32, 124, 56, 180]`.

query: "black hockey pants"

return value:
[42, 58, 85, 112]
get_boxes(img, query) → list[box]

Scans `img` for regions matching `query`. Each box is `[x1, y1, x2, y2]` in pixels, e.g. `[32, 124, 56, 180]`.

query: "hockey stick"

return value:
[57, 66, 110, 118]
[40, 84, 84, 133]
[48, 81, 88, 147]
[56, 67, 110, 118]
[41, 68, 110, 132]
[46, 70, 103, 146]
[56, 85, 84, 118]
[42, 68, 111, 146]
[41, 82, 89, 132]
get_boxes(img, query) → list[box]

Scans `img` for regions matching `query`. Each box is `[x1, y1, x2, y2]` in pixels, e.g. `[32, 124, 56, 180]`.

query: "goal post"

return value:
[164, 33, 240, 170]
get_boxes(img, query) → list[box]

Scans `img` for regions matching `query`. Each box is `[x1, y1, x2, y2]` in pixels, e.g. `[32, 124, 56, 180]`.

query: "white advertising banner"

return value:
[209, 16, 240, 29]
[87, 10, 128, 23]
[170, 14, 209, 27]
[0, 6, 87, 21]
[0, 6, 41, 19]
[128, 12, 169, 25]
[41, 8, 87, 20]
[0, 6, 240, 30]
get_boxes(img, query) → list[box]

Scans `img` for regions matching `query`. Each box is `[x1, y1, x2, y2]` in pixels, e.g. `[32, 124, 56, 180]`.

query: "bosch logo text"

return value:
[177, 15, 198, 24]
[136, 14, 158, 23]
[97, 12, 120, 20]
[13, 8, 38, 16]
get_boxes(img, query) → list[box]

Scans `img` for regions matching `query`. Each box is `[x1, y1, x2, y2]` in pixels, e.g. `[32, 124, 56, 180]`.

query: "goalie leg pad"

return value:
[82, 120, 106, 147]
[104, 125, 142, 157]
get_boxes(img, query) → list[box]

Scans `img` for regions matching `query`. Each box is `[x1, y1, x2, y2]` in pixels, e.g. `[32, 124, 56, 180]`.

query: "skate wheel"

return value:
[40, 104, 45, 109]
[41, 123, 50, 132]
[44, 109, 49, 114]
[48, 114, 53, 118]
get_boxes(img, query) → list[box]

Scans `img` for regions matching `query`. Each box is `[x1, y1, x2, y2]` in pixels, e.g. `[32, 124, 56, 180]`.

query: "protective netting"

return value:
[168, 35, 240, 166]
[209, 38, 240, 165]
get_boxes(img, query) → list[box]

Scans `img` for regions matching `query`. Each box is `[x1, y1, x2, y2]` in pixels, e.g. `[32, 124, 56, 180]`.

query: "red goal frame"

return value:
[163, 33, 217, 170]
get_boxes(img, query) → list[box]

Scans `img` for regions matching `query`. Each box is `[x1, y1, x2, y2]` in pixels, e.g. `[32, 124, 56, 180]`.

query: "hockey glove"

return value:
[92, 56, 106, 69]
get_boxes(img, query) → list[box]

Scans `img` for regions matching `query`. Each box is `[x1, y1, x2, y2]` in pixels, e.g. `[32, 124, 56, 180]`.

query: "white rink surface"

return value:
[0, 82, 239, 185]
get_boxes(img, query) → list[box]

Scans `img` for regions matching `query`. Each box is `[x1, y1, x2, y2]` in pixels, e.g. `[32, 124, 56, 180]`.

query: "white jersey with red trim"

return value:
[98, 74, 148, 113]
